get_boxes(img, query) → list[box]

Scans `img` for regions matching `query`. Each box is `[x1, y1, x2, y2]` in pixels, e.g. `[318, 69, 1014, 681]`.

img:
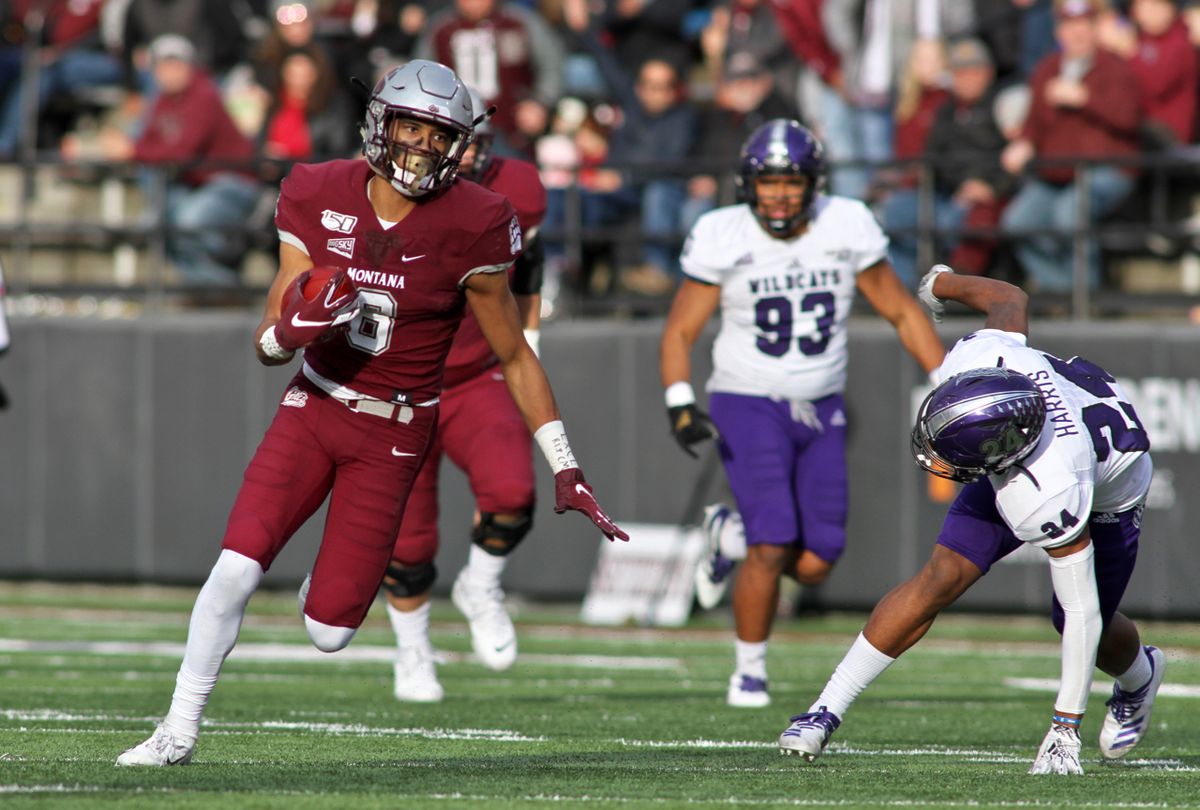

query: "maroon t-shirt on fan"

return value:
[275, 160, 520, 403]
[442, 156, 547, 389]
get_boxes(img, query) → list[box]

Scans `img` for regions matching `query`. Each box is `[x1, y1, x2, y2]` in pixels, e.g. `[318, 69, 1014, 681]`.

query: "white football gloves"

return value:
[1029, 724, 1084, 775]
[917, 264, 954, 323]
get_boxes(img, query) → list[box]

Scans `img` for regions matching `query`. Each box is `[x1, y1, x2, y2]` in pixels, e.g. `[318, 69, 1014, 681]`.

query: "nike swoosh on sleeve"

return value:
[291, 314, 334, 329]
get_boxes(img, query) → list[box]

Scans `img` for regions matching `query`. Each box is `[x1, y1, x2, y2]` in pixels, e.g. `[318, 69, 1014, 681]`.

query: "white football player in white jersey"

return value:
[777, 266, 1166, 774]
[659, 119, 944, 708]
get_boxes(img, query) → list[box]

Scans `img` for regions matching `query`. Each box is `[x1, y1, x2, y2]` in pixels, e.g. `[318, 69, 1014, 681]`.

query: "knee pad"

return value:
[304, 614, 357, 652]
[471, 510, 534, 557]
[210, 549, 265, 601]
[381, 561, 437, 599]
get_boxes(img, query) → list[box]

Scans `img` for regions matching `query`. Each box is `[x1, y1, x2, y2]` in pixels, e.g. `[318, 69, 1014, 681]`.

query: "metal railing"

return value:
[0, 150, 1197, 318]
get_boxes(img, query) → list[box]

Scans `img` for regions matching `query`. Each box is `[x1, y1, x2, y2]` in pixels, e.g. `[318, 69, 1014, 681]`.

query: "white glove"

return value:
[917, 264, 954, 323]
[1029, 724, 1083, 775]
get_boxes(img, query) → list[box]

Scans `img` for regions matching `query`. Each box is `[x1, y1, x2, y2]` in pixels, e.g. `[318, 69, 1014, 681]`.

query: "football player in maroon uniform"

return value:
[382, 87, 548, 701]
[117, 60, 625, 767]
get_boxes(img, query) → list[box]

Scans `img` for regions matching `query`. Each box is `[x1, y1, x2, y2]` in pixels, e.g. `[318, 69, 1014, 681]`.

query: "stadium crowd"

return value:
[0, 0, 1198, 301]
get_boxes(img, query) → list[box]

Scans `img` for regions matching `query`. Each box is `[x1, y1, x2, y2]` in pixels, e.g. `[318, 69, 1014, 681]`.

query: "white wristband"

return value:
[534, 419, 578, 474]
[259, 325, 294, 360]
[523, 328, 540, 358]
[664, 381, 696, 408]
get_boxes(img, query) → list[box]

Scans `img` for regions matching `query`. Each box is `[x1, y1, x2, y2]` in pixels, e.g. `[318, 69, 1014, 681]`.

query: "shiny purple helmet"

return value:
[736, 118, 825, 237]
[911, 367, 1047, 483]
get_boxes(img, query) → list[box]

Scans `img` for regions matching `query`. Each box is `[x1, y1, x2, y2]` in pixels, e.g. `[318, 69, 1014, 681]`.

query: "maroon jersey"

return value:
[442, 157, 547, 389]
[275, 160, 520, 402]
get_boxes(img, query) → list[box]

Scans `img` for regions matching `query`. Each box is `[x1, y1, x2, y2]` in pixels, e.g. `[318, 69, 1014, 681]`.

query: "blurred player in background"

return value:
[779, 267, 1164, 775]
[382, 86, 548, 702]
[659, 119, 944, 708]
[116, 60, 625, 767]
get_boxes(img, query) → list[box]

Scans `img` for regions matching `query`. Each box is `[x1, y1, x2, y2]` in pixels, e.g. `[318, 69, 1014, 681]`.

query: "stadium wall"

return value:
[1, 315, 1198, 618]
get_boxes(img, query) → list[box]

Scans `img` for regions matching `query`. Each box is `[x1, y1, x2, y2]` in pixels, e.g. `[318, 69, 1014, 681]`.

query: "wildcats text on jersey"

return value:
[347, 268, 405, 289]
[1028, 369, 1082, 438]
[747, 267, 842, 295]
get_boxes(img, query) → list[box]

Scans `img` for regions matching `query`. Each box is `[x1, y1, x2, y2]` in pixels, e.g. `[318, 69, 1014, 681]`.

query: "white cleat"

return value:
[393, 646, 444, 703]
[115, 725, 195, 767]
[694, 504, 740, 610]
[778, 707, 841, 761]
[451, 572, 517, 671]
[726, 671, 771, 708]
[1029, 724, 1083, 775]
[1100, 645, 1166, 760]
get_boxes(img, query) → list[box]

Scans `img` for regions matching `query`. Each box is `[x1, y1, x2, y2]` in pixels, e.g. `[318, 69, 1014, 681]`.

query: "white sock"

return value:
[811, 633, 896, 718]
[735, 638, 768, 679]
[386, 601, 433, 655]
[1115, 645, 1153, 692]
[163, 550, 263, 741]
[463, 545, 507, 591]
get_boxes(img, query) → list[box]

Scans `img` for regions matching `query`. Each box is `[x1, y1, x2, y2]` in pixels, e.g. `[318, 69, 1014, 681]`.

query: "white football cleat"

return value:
[451, 572, 517, 671]
[694, 504, 740, 610]
[1100, 645, 1166, 759]
[393, 646, 444, 703]
[115, 725, 195, 767]
[726, 671, 771, 708]
[778, 707, 841, 761]
[1029, 724, 1083, 775]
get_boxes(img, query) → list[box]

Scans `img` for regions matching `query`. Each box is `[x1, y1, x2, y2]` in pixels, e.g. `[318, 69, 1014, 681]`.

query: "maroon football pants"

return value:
[222, 372, 436, 628]
[392, 368, 535, 566]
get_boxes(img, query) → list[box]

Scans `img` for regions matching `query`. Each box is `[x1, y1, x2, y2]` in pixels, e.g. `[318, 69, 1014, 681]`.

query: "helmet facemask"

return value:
[364, 106, 469, 197]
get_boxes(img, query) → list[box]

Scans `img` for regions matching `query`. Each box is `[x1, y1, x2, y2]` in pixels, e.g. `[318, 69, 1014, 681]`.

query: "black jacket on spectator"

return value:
[579, 30, 697, 183]
[594, 0, 694, 77]
[924, 88, 1018, 199]
[688, 92, 796, 179]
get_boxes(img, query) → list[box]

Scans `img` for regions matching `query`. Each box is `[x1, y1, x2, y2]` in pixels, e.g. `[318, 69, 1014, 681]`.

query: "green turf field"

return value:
[1, 582, 1197, 809]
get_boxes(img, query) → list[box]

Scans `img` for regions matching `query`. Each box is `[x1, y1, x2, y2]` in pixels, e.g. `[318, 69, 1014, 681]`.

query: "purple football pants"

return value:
[708, 392, 848, 563]
[938, 479, 1142, 633]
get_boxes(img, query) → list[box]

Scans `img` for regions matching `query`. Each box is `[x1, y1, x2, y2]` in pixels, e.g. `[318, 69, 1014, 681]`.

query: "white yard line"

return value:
[1004, 677, 1200, 698]
[0, 638, 682, 671]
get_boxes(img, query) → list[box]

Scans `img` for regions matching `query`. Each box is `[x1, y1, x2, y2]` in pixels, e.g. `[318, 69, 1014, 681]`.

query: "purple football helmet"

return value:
[911, 367, 1047, 483]
[736, 119, 826, 237]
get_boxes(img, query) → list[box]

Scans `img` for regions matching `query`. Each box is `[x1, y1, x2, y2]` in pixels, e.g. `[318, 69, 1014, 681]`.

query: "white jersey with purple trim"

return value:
[681, 195, 888, 401]
[937, 329, 1153, 548]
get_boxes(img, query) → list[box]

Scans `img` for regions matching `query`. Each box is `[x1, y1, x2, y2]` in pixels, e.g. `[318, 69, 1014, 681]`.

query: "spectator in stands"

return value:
[888, 36, 950, 190]
[589, 0, 694, 79]
[999, 0, 1141, 293]
[118, 0, 245, 93]
[61, 35, 260, 287]
[684, 51, 796, 224]
[881, 38, 1017, 287]
[0, 0, 123, 160]
[819, 0, 976, 201]
[260, 46, 357, 162]
[702, 0, 800, 116]
[768, 0, 843, 128]
[416, 0, 565, 157]
[1100, 0, 1197, 149]
[560, 0, 697, 294]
